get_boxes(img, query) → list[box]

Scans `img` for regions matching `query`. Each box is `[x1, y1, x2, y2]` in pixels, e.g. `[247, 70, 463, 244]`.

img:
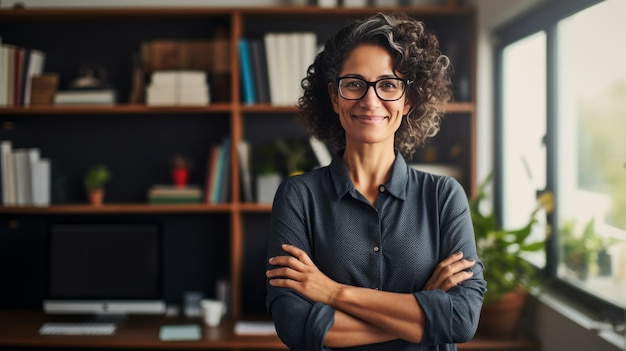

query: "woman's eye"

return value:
[345, 80, 363, 89]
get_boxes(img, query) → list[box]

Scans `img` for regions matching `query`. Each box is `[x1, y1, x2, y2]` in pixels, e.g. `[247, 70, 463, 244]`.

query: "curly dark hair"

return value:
[297, 12, 452, 159]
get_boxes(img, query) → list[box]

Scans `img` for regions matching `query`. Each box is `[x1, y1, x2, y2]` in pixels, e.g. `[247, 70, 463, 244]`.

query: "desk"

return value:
[0, 310, 540, 350]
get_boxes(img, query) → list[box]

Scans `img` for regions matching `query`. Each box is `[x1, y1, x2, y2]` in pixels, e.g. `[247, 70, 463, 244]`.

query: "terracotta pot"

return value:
[88, 189, 104, 206]
[478, 290, 527, 339]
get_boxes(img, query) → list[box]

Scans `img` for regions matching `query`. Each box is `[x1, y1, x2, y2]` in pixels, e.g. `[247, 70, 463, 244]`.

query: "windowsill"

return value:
[537, 289, 625, 350]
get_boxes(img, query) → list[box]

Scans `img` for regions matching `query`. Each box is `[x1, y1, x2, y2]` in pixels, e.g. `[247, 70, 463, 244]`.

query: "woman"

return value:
[266, 12, 486, 350]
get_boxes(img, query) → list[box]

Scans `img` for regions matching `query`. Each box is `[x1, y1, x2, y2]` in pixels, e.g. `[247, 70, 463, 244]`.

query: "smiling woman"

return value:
[266, 12, 485, 351]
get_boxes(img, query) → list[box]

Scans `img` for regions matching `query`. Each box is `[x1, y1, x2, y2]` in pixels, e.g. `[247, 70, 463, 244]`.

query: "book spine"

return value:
[218, 137, 231, 203]
[250, 40, 270, 104]
[263, 33, 280, 106]
[238, 39, 256, 105]
[1, 140, 16, 205]
[206, 144, 221, 204]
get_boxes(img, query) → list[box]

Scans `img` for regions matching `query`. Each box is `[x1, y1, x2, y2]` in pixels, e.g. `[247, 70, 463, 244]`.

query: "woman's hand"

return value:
[267, 244, 343, 305]
[423, 252, 475, 291]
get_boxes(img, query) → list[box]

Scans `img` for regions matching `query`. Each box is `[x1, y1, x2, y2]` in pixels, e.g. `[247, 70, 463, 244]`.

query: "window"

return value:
[496, 0, 626, 330]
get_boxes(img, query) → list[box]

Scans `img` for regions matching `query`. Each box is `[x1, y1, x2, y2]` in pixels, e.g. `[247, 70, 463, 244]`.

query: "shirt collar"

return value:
[329, 150, 408, 201]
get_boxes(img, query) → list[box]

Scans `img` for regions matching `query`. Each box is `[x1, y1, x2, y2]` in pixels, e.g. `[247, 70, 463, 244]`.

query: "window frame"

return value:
[493, 0, 625, 328]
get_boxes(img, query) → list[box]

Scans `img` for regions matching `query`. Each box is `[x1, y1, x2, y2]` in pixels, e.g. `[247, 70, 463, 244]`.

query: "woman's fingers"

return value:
[423, 253, 476, 291]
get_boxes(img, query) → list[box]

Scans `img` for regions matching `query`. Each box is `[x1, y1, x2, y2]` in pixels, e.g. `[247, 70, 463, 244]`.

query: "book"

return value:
[0, 140, 16, 206]
[54, 89, 116, 105]
[158, 324, 201, 341]
[12, 45, 25, 106]
[31, 158, 50, 206]
[0, 44, 8, 106]
[22, 48, 46, 105]
[178, 70, 207, 86]
[238, 38, 256, 104]
[29, 73, 59, 105]
[147, 70, 209, 106]
[148, 185, 203, 204]
[249, 39, 271, 104]
[211, 137, 231, 203]
[205, 144, 221, 204]
[13, 149, 29, 206]
[148, 185, 203, 197]
[263, 33, 280, 106]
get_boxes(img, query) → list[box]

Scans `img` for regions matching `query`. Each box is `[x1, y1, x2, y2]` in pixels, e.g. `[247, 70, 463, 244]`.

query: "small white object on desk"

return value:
[234, 321, 276, 335]
[38, 322, 117, 336]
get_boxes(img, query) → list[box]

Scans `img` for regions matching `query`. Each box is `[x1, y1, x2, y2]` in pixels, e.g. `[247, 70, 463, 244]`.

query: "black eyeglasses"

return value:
[337, 76, 411, 101]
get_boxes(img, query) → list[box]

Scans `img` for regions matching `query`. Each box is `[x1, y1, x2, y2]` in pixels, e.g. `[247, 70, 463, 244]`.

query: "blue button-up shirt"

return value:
[266, 152, 486, 350]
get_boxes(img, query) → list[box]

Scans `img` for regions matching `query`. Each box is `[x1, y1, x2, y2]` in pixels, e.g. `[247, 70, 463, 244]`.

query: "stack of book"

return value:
[146, 70, 209, 106]
[147, 185, 203, 204]
[1, 140, 50, 207]
[53, 88, 117, 105]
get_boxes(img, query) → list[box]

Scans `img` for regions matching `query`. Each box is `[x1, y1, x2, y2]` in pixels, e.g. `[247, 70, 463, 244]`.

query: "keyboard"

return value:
[38, 322, 117, 336]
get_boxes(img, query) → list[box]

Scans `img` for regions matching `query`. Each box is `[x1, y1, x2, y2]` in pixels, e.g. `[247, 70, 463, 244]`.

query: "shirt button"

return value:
[379, 185, 385, 192]
[374, 246, 379, 252]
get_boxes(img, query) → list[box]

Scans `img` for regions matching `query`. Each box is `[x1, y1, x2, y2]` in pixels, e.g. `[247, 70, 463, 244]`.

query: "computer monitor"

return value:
[43, 224, 166, 317]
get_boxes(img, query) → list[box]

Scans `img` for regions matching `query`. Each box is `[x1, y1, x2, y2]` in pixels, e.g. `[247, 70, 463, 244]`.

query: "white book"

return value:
[32, 158, 50, 206]
[151, 70, 179, 86]
[25, 148, 40, 205]
[178, 96, 209, 106]
[146, 93, 177, 106]
[1, 140, 16, 205]
[179, 70, 207, 86]
[275, 33, 290, 106]
[54, 89, 116, 105]
[264, 33, 281, 106]
[13, 149, 28, 206]
[288, 33, 302, 105]
[23, 49, 46, 106]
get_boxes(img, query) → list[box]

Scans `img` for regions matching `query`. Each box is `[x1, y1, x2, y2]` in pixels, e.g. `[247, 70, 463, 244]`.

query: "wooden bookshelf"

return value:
[0, 4, 485, 350]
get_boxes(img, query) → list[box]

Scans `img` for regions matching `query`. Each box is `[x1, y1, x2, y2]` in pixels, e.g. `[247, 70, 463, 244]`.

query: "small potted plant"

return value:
[84, 164, 111, 206]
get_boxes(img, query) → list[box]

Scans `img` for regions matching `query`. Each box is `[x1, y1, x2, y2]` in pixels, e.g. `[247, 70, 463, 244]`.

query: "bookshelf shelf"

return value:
[0, 5, 480, 350]
[0, 103, 233, 114]
[0, 203, 233, 214]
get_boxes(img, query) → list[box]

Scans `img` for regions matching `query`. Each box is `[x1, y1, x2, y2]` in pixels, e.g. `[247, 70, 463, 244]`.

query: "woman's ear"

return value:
[403, 100, 412, 116]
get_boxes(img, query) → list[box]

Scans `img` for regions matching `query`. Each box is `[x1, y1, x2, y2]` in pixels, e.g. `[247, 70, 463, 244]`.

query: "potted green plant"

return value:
[84, 164, 111, 206]
[469, 172, 552, 338]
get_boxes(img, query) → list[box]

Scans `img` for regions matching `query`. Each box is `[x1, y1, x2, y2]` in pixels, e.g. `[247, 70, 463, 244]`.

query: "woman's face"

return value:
[329, 44, 411, 150]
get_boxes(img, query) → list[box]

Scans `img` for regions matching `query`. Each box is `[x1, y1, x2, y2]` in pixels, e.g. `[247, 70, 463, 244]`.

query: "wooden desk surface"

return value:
[0, 310, 540, 350]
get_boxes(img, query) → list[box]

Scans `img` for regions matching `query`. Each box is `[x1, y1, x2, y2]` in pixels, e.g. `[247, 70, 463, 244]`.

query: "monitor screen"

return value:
[44, 224, 165, 315]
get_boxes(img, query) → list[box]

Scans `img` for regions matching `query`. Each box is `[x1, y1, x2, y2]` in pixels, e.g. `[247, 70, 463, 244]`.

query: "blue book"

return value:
[238, 38, 256, 105]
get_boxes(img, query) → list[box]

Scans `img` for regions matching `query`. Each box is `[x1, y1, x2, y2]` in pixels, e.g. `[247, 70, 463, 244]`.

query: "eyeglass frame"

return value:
[336, 76, 413, 102]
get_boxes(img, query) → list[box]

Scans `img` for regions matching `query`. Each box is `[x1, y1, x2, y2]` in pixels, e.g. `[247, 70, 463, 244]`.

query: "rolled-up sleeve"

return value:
[415, 178, 486, 344]
[266, 178, 335, 350]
